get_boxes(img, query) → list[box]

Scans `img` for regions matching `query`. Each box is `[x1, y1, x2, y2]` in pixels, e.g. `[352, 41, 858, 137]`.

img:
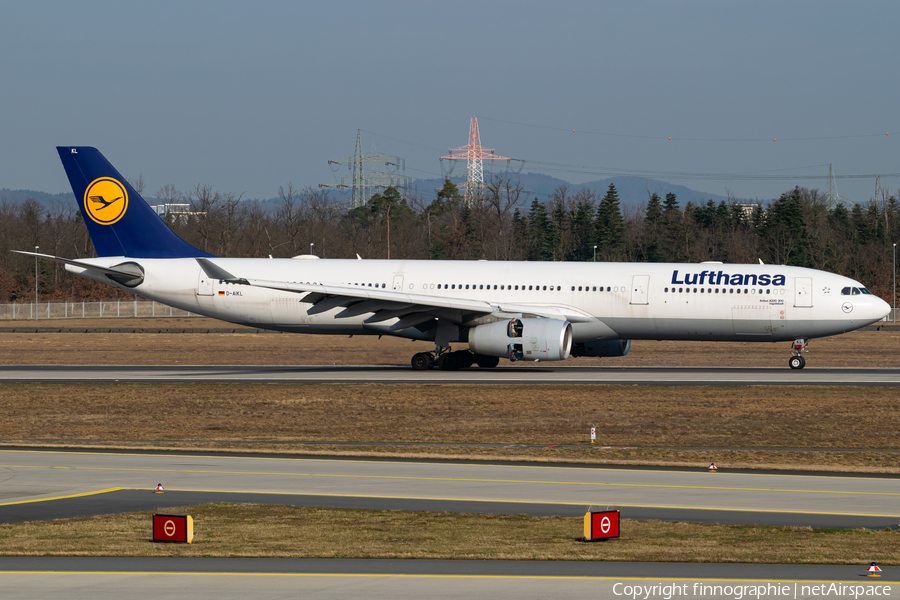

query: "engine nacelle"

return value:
[468, 318, 573, 362]
[570, 339, 631, 358]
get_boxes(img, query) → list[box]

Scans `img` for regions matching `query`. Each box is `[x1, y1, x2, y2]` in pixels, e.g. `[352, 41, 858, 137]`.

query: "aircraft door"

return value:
[630, 275, 650, 305]
[392, 275, 404, 290]
[794, 277, 813, 308]
[197, 270, 214, 296]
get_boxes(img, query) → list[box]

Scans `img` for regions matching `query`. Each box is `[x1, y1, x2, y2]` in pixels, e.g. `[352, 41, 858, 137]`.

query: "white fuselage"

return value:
[66, 257, 890, 345]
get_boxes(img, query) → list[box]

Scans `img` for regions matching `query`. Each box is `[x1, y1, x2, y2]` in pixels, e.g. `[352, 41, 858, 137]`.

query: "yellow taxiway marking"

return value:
[0, 572, 891, 583]
[113, 487, 900, 518]
[0, 488, 122, 507]
[1, 447, 898, 482]
[1, 463, 898, 498]
[0, 485, 896, 518]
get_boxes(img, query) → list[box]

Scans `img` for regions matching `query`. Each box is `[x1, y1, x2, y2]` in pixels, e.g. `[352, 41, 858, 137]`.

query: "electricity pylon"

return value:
[321, 130, 411, 207]
[825, 163, 851, 209]
[441, 117, 512, 205]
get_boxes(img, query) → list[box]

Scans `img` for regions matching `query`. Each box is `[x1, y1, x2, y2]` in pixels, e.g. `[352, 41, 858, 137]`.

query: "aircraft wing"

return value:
[197, 258, 593, 329]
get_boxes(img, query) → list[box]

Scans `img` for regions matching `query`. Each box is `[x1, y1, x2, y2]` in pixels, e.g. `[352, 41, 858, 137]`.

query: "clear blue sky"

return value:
[1, 0, 897, 204]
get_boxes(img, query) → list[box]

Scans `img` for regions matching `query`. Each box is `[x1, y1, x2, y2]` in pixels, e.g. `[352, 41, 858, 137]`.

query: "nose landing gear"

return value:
[789, 339, 809, 370]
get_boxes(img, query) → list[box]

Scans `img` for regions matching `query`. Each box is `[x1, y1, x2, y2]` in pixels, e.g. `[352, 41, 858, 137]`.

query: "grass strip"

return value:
[2, 383, 900, 472]
[1, 503, 899, 563]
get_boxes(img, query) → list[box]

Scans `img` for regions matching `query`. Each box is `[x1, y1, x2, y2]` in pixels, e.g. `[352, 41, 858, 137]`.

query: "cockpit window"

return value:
[851, 288, 861, 295]
[860, 288, 872, 295]
[841, 287, 851, 296]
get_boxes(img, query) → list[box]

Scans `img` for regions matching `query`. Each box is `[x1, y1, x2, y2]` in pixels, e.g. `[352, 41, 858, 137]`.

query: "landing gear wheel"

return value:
[411, 352, 434, 371]
[437, 352, 460, 371]
[456, 350, 475, 369]
[474, 354, 500, 368]
[788, 355, 805, 370]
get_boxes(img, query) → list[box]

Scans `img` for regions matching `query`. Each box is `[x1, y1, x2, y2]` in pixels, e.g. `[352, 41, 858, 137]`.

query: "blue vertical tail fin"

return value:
[57, 146, 212, 258]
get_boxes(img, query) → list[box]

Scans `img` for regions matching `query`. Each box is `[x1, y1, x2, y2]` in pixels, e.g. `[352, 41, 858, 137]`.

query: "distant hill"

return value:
[0, 188, 75, 205]
[2, 173, 733, 214]
[407, 172, 731, 210]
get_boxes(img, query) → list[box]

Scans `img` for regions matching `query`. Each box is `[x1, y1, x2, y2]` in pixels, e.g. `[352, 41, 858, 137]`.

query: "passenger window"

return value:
[665, 287, 668, 292]
[766, 289, 770, 294]
[729, 289, 733, 294]
[515, 285, 519, 290]
[571, 286, 575, 291]
[700, 289, 704, 293]
[451, 284, 456, 289]
[679, 287, 683, 293]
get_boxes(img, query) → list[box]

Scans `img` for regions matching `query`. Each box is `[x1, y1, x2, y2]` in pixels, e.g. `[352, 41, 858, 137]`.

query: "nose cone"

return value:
[875, 296, 892, 321]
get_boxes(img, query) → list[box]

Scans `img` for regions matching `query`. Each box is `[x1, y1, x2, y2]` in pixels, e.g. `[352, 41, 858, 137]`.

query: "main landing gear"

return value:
[410, 347, 500, 371]
[789, 338, 809, 370]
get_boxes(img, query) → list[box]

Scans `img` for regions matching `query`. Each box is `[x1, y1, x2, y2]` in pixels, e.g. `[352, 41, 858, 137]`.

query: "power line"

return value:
[479, 116, 897, 142]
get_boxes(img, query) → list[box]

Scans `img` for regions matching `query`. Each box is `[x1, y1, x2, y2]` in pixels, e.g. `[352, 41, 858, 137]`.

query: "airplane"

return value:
[16, 147, 892, 371]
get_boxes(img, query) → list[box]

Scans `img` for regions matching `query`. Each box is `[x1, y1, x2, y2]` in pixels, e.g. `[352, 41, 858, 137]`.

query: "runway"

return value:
[0, 557, 896, 600]
[3, 449, 897, 597]
[2, 449, 899, 528]
[3, 365, 899, 385]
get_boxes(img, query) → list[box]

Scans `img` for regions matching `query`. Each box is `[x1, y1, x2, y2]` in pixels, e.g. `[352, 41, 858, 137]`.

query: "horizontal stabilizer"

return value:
[14, 251, 135, 278]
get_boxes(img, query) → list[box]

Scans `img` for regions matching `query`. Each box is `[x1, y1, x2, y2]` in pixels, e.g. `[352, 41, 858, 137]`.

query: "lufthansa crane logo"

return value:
[84, 177, 128, 225]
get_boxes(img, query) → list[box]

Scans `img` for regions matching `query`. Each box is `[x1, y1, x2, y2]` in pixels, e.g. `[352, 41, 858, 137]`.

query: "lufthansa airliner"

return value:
[17, 147, 891, 371]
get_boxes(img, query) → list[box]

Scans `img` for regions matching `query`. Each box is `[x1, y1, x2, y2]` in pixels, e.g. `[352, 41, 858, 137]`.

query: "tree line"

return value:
[0, 177, 897, 304]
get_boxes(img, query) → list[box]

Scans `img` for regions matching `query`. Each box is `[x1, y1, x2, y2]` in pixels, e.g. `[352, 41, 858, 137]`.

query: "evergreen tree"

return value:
[643, 192, 663, 262]
[762, 187, 808, 266]
[595, 183, 624, 260]
[661, 192, 683, 261]
[570, 199, 595, 261]
[527, 199, 553, 260]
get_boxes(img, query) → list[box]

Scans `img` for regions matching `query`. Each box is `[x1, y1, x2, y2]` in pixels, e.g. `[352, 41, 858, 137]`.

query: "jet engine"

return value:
[570, 339, 631, 358]
[468, 318, 573, 362]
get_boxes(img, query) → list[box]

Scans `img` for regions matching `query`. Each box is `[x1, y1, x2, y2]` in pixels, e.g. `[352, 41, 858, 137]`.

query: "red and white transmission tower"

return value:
[442, 117, 511, 204]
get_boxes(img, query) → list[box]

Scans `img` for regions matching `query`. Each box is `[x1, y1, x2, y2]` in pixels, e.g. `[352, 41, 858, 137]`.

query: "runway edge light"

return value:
[708, 463, 717, 473]
[155, 483, 165, 493]
[590, 426, 596, 445]
[867, 562, 883, 577]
